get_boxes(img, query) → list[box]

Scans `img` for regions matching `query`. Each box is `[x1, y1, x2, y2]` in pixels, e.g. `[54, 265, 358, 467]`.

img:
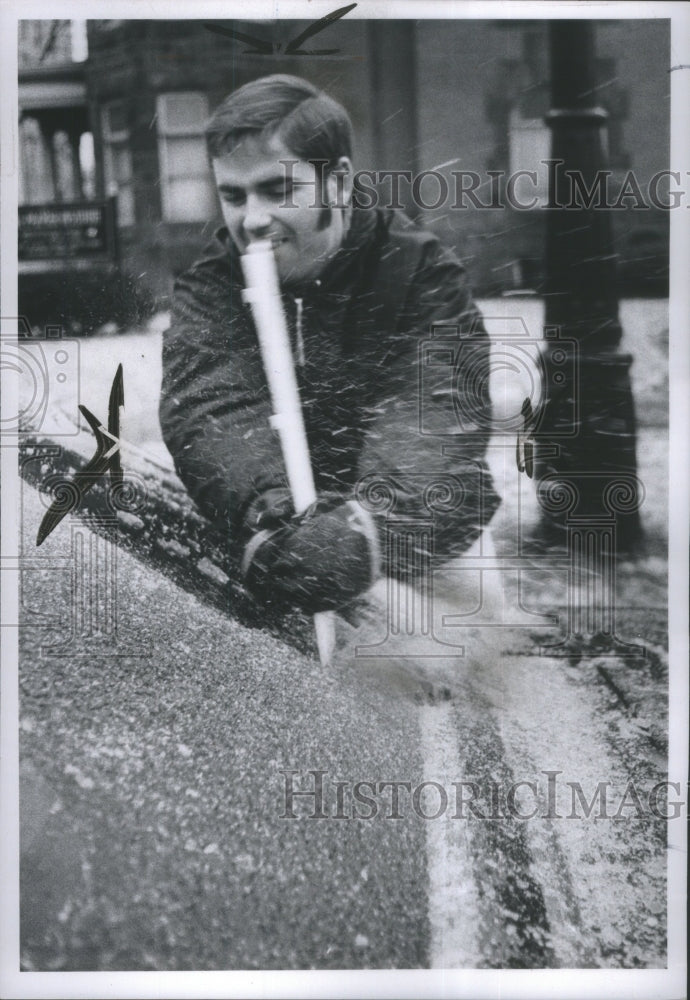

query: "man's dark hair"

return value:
[205, 74, 354, 171]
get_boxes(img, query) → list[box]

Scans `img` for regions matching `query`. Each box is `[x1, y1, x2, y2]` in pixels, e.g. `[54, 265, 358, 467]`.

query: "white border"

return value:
[0, 5, 21, 998]
[2, 3, 688, 998]
[666, 2, 690, 991]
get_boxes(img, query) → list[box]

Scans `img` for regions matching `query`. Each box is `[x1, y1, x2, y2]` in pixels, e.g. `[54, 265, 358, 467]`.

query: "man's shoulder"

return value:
[367, 207, 432, 248]
[373, 208, 461, 264]
[366, 208, 464, 284]
[174, 226, 238, 293]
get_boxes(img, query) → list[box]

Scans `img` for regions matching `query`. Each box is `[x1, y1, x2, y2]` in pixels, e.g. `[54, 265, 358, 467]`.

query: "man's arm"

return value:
[159, 259, 288, 538]
[354, 227, 500, 576]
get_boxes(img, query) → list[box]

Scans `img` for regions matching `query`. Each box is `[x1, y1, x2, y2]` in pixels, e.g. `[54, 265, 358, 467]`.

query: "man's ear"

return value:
[326, 156, 354, 209]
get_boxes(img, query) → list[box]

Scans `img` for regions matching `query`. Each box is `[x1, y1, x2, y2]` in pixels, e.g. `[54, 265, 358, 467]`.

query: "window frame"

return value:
[156, 91, 216, 223]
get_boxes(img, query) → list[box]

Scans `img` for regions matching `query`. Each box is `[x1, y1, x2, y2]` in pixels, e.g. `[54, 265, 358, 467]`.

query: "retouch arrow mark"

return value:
[204, 4, 357, 56]
[36, 364, 125, 547]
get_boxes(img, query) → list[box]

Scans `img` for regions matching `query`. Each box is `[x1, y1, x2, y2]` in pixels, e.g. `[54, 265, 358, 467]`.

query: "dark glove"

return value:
[241, 490, 380, 613]
[244, 487, 295, 531]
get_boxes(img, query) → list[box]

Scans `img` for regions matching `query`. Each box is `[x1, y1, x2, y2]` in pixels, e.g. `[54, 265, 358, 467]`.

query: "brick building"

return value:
[18, 17, 671, 322]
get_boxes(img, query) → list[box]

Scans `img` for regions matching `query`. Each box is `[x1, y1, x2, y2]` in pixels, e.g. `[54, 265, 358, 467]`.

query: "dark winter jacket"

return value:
[159, 206, 500, 577]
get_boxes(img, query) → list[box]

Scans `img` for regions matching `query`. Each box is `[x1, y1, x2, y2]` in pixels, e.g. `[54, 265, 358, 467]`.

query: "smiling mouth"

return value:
[242, 236, 289, 253]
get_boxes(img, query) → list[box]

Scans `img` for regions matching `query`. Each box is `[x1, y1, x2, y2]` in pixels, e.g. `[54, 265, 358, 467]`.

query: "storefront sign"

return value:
[19, 198, 118, 262]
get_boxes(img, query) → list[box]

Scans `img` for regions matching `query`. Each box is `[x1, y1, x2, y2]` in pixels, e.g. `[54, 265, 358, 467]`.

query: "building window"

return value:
[18, 20, 73, 68]
[19, 116, 54, 204]
[70, 20, 88, 62]
[79, 132, 96, 199]
[102, 100, 134, 226]
[52, 130, 80, 201]
[156, 92, 216, 223]
[508, 107, 551, 208]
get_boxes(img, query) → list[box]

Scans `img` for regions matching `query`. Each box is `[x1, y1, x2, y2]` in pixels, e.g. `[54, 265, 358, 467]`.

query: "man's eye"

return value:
[266, 185, 293, 201]
[221, 191, 245, 205]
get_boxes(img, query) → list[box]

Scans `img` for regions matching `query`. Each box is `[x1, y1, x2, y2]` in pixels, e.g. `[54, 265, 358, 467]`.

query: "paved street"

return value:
[15, 298, 676, 971]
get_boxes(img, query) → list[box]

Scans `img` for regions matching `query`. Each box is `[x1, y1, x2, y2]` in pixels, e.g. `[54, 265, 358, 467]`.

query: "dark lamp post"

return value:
[535, 20, 642, 547]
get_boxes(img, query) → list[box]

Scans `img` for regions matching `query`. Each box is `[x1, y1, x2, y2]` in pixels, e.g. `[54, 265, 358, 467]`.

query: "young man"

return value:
[159, 74, 500, 614]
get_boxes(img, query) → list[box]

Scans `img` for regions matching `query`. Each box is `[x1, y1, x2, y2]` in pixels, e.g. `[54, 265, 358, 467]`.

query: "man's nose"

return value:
[242, 194, 272, 238]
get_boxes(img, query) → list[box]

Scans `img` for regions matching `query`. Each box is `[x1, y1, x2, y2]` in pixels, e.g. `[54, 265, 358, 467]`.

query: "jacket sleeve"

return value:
[159, 258, 287, 542]
[355, 230, 500, 574]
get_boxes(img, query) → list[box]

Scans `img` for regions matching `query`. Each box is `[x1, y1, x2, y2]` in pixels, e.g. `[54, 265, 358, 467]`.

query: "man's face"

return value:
[212, 133, 352, 286]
